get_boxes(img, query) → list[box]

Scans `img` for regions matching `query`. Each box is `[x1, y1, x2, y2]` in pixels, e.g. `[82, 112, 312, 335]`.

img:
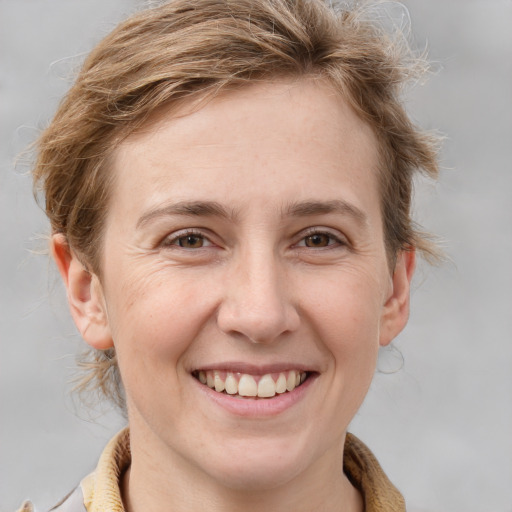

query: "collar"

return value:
[344, 433, 406, 511]
[81, 428, 405, 512]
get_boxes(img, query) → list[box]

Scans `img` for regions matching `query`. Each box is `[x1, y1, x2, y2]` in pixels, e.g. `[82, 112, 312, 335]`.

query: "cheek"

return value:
[297, 275, 382, 431]
[300, 270, 382, 382]
[107, 274, 217, 424]
[302, 269, 384, 342]
[106, 266, 218, 368]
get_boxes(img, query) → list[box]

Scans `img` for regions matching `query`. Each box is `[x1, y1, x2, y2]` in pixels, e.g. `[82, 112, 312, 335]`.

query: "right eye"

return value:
[163, 230, 213, 249]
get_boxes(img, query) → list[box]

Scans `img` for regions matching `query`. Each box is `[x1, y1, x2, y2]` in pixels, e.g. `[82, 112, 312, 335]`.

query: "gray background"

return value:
[1, 1, 511, 511]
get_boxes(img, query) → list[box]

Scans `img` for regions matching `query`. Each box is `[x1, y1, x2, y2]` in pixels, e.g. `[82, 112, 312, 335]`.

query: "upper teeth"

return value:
[197, 370, 307, 398]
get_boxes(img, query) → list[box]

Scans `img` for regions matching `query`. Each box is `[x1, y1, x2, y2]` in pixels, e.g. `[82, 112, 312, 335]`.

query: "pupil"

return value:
[180, 235, 202, 248]
[307, 234, 328, 247]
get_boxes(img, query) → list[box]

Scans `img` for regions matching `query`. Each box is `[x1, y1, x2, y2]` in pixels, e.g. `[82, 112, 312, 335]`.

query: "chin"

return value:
[198, 436, 311, 491]
[210, 460, 304, 492]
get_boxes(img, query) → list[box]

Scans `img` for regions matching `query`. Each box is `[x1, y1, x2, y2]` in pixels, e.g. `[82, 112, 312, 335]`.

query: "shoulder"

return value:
[16, 428, 129, 512]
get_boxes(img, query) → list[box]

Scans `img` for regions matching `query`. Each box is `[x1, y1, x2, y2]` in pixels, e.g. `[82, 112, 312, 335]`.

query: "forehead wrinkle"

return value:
[136, 200, 240, 229]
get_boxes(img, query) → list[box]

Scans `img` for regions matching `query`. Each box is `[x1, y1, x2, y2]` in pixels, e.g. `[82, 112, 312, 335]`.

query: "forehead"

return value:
[110, 78, 382, 224]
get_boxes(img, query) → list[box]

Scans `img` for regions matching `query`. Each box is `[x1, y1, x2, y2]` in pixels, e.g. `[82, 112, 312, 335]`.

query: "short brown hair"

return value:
[33, 0, 440, 409]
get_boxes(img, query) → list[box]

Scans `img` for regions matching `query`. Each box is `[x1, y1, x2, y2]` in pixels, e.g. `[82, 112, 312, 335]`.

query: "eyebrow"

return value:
[284, 199, 368, 227]
[136, 200, 235, 229]
[136, 198, 368, 229]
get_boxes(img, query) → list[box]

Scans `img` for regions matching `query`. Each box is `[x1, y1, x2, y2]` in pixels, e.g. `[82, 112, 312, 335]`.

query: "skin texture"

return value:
[53, 79, 414, 512]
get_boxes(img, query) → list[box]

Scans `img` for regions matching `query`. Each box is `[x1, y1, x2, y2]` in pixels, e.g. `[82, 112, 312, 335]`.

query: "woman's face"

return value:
[63, 79, 413, 490]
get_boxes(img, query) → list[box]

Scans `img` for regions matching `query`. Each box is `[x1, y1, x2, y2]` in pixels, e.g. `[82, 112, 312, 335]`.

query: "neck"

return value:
[122, 427, 363, 512]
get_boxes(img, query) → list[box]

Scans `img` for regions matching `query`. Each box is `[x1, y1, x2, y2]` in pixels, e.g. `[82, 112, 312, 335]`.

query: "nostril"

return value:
[217, 302, 300, 345]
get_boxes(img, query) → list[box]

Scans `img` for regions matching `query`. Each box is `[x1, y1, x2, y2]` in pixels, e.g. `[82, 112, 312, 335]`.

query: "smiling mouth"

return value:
[193, 369, 310, 399]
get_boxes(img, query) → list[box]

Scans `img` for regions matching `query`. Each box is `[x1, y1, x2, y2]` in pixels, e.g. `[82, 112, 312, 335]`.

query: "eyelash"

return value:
[161, 228, 346, 251]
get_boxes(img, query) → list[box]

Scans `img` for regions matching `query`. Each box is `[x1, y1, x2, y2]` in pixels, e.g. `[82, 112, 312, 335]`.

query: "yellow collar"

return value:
[81, 428, 405, 512]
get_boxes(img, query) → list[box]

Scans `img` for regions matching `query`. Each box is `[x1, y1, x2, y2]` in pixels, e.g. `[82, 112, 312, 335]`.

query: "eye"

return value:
[296, 230, 345, 248]
[176, 234, 206, 248]
[304, 233, 332, 248]
[164, 230, 213, 249]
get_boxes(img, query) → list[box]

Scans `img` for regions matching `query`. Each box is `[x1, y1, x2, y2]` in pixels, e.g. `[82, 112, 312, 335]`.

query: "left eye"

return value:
[298, 232, 341, 248]
[168, 232, 212, 249]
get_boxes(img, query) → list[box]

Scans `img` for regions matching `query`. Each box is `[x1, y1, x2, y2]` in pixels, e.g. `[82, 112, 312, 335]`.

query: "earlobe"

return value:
[379, 249, 416, 347]
[51, 234, 113, 350]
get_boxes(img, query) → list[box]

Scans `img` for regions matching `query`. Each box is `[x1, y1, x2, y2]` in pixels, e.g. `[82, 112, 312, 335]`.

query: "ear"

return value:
[379, 249, 416, 347]
[51, 234, 113, 350]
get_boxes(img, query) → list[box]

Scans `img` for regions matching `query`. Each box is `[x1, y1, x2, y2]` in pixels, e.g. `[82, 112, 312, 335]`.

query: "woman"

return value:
[21, 0, 439, 510]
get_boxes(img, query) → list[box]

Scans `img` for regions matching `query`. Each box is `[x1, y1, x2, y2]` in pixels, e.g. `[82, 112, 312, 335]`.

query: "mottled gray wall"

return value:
[1, 1, 511, 511]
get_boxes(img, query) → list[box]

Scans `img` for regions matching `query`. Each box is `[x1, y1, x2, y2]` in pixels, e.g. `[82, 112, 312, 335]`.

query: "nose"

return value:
[217, 248, 300, 344]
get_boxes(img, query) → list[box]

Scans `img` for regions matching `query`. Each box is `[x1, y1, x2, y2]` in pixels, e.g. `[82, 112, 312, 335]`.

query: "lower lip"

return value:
[194, 374, 317, 417]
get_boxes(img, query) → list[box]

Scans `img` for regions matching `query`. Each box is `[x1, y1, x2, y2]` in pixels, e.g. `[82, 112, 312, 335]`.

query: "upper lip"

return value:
[191, 361, 318, 375]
